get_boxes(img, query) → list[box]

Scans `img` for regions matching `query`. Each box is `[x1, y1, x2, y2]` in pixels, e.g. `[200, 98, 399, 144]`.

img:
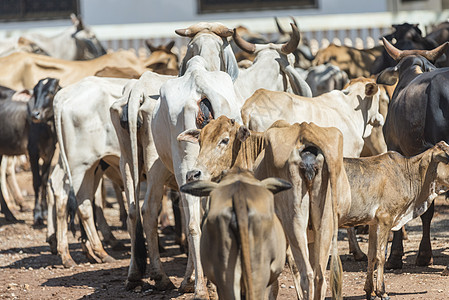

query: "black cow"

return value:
[0, 86, 33, 222]
[0, 79, 60, 224]
[377, 38, 449, 272]
[27, 78, 61, 225]
[371, 23, 439, 75]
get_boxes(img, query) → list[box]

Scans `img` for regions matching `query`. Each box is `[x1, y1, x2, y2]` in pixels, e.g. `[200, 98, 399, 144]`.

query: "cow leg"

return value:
[73, 166, 114, 263]
[169, 188, 187, 253]
[111, 181, 127, 229]
[28, 140, 45, 225]
[347, 227, 367, 261]
[0, 156, 18, 223]
[364, 224, 378, 300]
[286, 246, 302, 299]
[141, 159, 175, 290]
[0, 156, 12, 207]
[385, 228, 404, 270]
[46, 172, 57, 255]
[310, 201, 335, 299]
[93, 177, 124, 250]
[416, 201, 434, 266]
[49, 162, 76, 267]
[375, 223, 391, 300]
[267, 278, 280, 300]
[177, 191, 209, 299]
[4, 156, 27, 211]
[38, 147, 56, 222]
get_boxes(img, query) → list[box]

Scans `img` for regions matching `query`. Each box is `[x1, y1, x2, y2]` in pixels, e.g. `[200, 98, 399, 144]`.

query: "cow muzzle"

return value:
[186, 170, 202, 182]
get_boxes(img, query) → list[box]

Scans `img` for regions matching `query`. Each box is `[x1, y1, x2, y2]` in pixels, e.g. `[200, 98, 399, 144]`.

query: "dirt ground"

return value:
[1, 171, 449, 299]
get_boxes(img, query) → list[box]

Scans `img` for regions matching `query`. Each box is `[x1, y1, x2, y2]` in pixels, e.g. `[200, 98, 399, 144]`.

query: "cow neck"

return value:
[404, 149, 440, 207]
[232, 131, 265, 170]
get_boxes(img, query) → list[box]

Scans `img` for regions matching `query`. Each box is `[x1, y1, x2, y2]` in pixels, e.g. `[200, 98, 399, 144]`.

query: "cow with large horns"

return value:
[377, 37, 449, 273]
[233, 23, 312, 98]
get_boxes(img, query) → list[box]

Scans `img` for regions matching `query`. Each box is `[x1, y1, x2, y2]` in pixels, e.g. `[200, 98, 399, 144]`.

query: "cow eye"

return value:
[220, 138, 229, 145]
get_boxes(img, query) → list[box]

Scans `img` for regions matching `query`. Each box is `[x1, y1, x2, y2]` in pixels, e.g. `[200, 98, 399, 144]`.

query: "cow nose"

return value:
[32, 110, 40, 120]
[186, 170, 201, 182]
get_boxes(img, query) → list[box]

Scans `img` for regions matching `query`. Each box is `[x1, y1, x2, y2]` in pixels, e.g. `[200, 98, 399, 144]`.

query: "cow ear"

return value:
[166, 41, 175, 51]
[376, 66, 399, 86]
[145, 40, 158, 53]
[365, 82, 379, 97]
[237, 126, 250, 142]
[261, 177, 292, 195]
[180, 181, 218, 197]
[177, 129, 201, 143]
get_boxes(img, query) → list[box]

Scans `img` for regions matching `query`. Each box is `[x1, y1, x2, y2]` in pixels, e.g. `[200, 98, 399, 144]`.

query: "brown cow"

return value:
[181, 168, 291, 300]
[313, 43, 383, 78]
[180, 116, 449, 300]
[178, 116, 346, 299]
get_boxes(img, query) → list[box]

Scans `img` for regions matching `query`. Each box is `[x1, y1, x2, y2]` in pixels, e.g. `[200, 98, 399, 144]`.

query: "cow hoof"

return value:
[194, 290, 210, 300]
[46, 234, 58, 255]
[385, 257, 402, 270]
[109, 240, 126, 251]
[101, 255, 116, 263]
[365, 292, 376, 300]
[179, 278, 195, 293]
[63, 258, 77, 268]
[441, 267, 449, 276]
[416, 252, 433, 266]
[33, 217, 44, 227]
[125, 279, 144, 291]
[81, 241, 102, 264]
[154, 277, 175, 291]
[353, 251, 368, 262]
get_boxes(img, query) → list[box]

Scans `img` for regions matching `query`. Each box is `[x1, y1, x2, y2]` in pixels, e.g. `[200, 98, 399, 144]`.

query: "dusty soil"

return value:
[1, 171, 449, 299]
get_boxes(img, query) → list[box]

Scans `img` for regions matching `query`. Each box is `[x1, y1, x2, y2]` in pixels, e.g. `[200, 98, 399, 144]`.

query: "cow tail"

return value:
[54, 96, 77, 235]
[128, 91, 147, 275]
[232, 189, 254, 299]
[329, 167, 343, 300]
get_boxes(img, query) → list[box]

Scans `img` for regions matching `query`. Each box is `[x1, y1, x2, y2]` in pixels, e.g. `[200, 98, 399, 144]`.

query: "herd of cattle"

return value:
[2, 13, 449, 300]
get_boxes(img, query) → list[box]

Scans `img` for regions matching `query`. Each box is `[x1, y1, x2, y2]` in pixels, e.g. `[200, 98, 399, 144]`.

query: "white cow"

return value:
[0, 14, 105, 60]
[109, 71, 177, 291]
[118, 22, 241, 297]
[49, 76, 129, 266]
[232, 23, 312, 99]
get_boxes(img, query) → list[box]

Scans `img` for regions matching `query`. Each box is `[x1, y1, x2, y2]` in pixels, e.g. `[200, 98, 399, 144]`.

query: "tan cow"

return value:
[312, 44, 383, 78]
[180, 116, 449, 300]
[178, 116, 347, 299]
[95, 41, 180, 79]
[338, 142, 449, 299]
[180, 168, 291, 300]
[241, 78, 384, 158]
[0, 50, 147, 90]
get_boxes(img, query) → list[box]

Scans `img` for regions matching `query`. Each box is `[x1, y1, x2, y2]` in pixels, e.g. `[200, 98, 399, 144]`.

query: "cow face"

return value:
[176, 22, 238, 81]
[28, 78, 60, 123]
[180, 168, 291, 197]
[177, 116, 249, 181]
[71, 14, 107, 60]
[377, 55, 437, 86]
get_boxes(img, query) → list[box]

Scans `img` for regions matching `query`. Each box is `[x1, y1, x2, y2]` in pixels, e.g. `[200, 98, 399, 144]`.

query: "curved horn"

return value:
[423, 41, 449, 62]
[382, 37, 403, 61]
[211, 23, 234, 38]
[233, 28, 256, 54]
[290, 16, 298, 28]
[281, 23, 300, 54]
[274, 17, 286, 35]
[175, 28, 195, 37]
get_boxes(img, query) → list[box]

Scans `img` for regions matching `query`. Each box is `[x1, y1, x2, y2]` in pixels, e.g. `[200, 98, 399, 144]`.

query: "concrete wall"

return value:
[80, 0, 388, 25]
